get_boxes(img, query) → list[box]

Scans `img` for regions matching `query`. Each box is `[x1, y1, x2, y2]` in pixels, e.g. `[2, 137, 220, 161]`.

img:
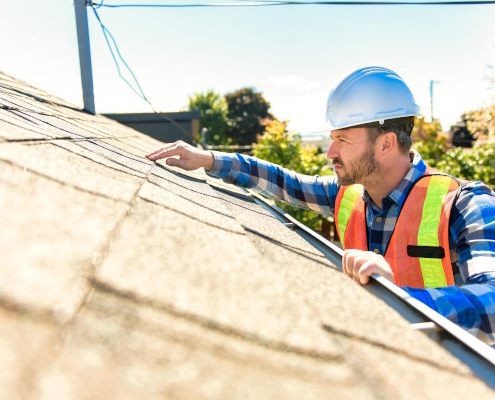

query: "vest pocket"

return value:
[407, 245, 445, 259]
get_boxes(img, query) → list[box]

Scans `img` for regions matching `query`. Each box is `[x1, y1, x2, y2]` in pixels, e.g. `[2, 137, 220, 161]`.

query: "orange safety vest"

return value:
[334, 171, 460, 288]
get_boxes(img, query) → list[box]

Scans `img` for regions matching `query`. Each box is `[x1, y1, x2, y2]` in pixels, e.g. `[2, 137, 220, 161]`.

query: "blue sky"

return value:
[1, 0, 495, 135]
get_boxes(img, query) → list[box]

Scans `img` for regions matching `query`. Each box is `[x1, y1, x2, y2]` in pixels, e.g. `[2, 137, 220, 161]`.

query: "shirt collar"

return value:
[362, 149, 427, 209]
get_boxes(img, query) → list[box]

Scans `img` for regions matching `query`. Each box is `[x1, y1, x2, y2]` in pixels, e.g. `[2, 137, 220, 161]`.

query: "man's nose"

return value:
[326, 140, 336, 159]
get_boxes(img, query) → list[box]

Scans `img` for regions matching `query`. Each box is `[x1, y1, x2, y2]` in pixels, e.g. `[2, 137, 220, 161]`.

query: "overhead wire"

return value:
[91, 7, 150, 106]
[90, 3, 197, 142]
[89, 0, 495, 7]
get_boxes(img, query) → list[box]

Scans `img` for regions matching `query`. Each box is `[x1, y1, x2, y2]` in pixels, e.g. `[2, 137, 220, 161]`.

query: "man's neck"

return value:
[363, 154, 412, 210]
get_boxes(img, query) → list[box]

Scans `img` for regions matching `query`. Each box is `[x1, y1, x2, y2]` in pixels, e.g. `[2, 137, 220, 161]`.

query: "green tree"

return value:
[188, 90, 229, 145]
[410, 116, 480, 182]
[410, 111, 495, 186]
[253, 120, 301, 168]
[253, 120, 334, 238]
[225, 87, 273, 145]
[435, 147, 476, 182]
[411, 116, 448, 167]
[459, 103, 495, 185]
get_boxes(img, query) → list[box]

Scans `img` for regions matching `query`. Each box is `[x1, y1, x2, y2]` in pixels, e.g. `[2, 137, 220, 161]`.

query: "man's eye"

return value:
[330, 136, 347, 143]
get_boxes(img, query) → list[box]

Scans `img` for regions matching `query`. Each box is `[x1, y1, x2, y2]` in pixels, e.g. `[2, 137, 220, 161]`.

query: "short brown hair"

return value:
[363, 117, 415, 155]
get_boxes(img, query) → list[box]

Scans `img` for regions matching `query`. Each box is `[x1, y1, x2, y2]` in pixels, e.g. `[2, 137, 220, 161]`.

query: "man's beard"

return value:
[334, 146, 379, 186]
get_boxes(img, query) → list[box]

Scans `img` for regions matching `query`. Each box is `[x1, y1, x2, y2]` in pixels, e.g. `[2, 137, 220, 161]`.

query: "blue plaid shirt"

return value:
[208, 150, 495, 342]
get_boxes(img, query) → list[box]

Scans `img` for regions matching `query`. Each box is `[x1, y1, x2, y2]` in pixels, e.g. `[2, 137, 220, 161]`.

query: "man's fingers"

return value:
[342, 249, 392, 285]
[357, 261, 376, 285]
[165, 157, 189, 170]
[342, 250, 362, 276]
[342, 249, 395, 285]
[342, 251, 348, 274]
[146, 148, 170, 160]
[349, 255, 367, 278]
[145, 143, 175, 159]
[144, 141, 213, 171]
[147, 147, 181, 161]
[144, 148, 162, 158]
[145, 141, 188, 160]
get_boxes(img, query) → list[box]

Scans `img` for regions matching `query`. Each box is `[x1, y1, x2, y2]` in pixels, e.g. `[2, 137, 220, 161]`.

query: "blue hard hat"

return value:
[326, 66, 421, 130]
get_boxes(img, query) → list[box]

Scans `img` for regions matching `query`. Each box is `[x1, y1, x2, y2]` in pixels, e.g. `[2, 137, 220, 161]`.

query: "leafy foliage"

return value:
[253, 120, 301, 168]
[253, 120, 334, 237]
[412, 110, 495, 187]
[465, 104, 495, 141]
[411, 117, 448, 167]
[188, 90, 230, 145]
[225, 87, 273, 145]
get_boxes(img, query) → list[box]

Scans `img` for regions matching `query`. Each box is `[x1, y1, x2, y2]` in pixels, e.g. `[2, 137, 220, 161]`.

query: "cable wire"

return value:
[89, 0, 495, 7]
[90, 4, 197, 141]
[91, 6, 152, 107]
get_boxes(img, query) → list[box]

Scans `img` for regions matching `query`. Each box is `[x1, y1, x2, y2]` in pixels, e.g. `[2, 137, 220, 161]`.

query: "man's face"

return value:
[326, 127, 379, 186]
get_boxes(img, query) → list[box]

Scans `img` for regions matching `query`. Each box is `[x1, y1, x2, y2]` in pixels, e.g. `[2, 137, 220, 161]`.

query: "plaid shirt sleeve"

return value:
[207, 151, 340, 216]
[450, 181, 495, 279]
[404, 276, 495, 343]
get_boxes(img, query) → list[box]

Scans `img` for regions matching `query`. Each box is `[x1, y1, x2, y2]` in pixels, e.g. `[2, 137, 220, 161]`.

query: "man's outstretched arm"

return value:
[146, 141, 339, 216]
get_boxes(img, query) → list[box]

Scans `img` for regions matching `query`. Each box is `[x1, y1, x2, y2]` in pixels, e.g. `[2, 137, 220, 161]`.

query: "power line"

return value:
[90, 6, 152, 108]
[89, 0, 495, 7]
[90, 4, 197, 142]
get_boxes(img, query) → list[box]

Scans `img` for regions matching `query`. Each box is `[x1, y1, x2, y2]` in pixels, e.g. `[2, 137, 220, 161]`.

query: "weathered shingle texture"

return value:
[0, 70, 493, 399]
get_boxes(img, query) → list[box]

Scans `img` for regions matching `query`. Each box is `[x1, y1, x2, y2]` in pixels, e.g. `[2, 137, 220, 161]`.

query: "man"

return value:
[146, 66, 495, 342]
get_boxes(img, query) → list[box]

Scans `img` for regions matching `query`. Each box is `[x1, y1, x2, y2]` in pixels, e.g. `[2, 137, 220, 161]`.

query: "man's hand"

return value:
[342, 249, 395, 285]
[145, 141, 215, 171]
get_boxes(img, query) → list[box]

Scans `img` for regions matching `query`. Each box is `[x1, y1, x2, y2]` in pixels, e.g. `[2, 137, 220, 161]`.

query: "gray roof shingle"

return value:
[0, 70, 492, 399]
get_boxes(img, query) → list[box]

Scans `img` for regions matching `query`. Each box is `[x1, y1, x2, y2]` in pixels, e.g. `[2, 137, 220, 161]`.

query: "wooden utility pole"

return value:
[74, 0, 95, 114]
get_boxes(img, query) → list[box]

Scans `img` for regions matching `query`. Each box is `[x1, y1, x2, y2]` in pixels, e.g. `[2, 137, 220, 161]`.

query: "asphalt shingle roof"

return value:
[0, 70, 493, 399]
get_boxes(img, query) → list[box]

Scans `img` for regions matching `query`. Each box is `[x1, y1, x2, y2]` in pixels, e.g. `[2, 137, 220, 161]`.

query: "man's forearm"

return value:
[207, 152, 338, 216]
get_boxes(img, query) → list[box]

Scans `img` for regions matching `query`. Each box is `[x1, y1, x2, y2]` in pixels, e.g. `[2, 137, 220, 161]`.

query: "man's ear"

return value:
[377, 131, 397, 158]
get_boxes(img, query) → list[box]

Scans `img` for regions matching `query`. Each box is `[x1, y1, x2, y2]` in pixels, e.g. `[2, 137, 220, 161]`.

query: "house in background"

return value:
[450, 115, 475, 148]
[104, 110, 200, 145]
